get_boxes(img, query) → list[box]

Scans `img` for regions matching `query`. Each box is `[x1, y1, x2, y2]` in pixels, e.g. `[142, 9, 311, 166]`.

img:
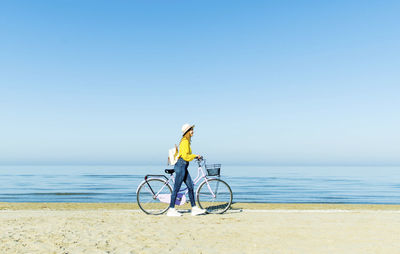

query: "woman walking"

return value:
[167, 124, 206, 216]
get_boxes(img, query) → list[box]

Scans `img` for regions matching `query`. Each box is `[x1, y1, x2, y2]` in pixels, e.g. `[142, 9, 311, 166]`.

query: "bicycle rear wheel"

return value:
[137, 178, 172, 215]
[197, 178, 232, 214]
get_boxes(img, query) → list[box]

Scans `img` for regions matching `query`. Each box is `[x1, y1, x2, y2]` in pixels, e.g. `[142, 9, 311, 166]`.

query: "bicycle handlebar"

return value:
[195, 157, 205, 166]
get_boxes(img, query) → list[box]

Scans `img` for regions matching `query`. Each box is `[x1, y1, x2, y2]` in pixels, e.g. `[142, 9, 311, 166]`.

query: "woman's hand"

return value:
[197, 155, 203, 160]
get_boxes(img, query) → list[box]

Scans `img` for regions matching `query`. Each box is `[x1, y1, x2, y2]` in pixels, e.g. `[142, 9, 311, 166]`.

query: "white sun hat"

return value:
[181, 123, 195, 135]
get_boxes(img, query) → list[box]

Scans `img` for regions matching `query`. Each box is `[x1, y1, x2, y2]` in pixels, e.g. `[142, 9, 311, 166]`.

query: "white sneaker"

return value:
[191, 206, 206, 216]
[167, 208, 182, 217]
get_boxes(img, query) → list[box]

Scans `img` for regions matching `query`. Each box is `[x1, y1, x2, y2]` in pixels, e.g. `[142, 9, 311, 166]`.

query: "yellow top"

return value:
[178, 138, 198, 161]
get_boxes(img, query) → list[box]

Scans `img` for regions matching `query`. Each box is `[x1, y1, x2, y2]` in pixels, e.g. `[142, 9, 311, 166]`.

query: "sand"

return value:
[1, 203, 399, 253]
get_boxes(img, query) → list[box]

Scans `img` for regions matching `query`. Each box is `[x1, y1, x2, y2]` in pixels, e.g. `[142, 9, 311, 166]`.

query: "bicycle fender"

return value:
[136, 180, 147, 194]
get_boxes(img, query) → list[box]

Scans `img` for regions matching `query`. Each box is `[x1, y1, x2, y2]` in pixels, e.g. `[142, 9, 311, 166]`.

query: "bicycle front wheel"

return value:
[197, 178, 233, 214]
[137, 178, 172, 215]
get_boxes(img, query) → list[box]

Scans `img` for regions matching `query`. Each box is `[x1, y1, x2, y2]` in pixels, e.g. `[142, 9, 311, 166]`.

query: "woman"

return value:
[167, 123, 206, 216]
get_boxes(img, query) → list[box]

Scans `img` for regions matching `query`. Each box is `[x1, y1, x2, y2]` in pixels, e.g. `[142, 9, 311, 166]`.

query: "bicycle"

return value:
[136, 158, 233, 215]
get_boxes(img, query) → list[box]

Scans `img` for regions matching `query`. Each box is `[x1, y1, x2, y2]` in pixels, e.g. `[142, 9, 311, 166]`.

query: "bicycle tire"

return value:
[137, 178, 172, 215]
[197, 178, 233, 214]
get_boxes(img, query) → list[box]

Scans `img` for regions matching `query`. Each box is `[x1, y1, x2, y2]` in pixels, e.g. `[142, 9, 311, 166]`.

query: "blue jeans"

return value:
[169, 158, 196, 208]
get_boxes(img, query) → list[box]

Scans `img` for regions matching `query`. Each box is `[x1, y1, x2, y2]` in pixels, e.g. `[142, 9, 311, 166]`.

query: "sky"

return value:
[0, 0, 399, 166]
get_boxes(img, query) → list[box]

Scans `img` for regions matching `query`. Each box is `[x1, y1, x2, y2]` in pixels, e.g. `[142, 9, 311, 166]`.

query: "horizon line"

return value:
[0, 161, 399, 167]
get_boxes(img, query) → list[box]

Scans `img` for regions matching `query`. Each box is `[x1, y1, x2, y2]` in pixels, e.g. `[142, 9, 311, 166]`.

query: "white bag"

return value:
[157, 193, 186, 205]
[168, 144, 179, 165]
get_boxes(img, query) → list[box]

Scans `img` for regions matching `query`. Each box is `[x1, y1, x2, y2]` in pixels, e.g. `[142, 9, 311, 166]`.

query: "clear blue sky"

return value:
[1, 1, 399, 165]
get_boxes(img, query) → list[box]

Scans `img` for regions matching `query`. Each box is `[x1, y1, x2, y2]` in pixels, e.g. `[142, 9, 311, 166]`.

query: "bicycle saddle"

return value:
[165, 169, 175, 174]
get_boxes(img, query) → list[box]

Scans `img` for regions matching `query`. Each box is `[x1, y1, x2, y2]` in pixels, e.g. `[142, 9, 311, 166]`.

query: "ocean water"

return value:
[0, 165, 399, 204]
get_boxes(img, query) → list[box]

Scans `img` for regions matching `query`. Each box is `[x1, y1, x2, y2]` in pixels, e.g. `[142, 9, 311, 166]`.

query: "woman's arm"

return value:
[179, 139, 198, 161]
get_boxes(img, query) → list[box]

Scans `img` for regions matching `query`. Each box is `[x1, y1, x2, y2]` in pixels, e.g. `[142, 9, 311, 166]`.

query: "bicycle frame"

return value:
[175, 161, 210, 196]
[136, 159, 220, 204]
[141, 174, 169, 199]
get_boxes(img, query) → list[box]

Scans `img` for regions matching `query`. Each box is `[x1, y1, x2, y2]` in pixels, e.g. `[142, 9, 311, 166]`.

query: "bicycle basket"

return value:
[205, 164, 221, 176]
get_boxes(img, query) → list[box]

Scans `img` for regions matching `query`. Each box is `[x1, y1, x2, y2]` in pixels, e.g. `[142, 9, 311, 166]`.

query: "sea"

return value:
[0, 165, 399, 204]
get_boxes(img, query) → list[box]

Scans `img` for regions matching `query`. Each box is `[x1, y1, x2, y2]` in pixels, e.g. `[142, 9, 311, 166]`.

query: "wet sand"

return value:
[1, 203, 399, 253]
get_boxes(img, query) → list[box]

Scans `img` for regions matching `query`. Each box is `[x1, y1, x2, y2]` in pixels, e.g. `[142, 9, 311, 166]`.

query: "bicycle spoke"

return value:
[197, 179, 232, 214]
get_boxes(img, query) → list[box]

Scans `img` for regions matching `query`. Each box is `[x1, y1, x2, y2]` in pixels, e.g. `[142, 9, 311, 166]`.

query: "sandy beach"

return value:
[1, 203, 399, 254]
